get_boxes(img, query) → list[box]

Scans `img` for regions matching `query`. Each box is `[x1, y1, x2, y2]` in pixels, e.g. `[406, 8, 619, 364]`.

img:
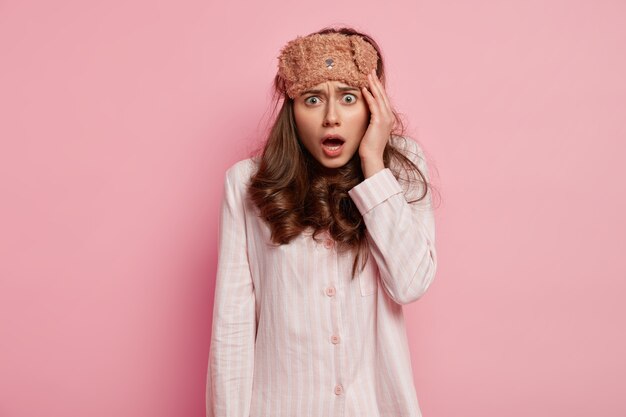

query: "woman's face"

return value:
[293, 80, 370, 170]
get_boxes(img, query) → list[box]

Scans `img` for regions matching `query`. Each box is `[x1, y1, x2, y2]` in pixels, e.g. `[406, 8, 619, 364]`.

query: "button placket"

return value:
[322, 230, 344, 409]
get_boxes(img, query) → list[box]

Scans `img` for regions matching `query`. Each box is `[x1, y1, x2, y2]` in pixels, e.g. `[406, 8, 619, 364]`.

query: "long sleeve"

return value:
[348, 137, 437, 305]
[206, 165, 257, 417]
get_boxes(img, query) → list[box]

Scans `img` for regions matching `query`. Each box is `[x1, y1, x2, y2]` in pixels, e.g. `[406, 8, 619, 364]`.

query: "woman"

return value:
[206, 26, 438, 417]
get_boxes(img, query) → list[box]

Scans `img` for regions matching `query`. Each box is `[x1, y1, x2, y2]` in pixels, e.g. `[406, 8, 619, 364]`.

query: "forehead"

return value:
[300, 80, 359, 95]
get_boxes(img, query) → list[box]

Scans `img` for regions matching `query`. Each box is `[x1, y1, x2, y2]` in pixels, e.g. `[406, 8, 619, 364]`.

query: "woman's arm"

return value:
[348, 137, 438, 305]
[206, 164, 256, 417]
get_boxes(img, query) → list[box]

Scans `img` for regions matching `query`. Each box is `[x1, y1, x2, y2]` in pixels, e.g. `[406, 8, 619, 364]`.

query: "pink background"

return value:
[1, 0, 625, 416]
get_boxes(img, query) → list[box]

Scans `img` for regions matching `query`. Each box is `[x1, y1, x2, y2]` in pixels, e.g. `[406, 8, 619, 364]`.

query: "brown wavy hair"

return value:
[248, 25, 434, 279]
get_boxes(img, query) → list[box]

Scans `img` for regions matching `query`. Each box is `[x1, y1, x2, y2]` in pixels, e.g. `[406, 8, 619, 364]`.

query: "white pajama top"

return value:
[206, 136, 438, 417]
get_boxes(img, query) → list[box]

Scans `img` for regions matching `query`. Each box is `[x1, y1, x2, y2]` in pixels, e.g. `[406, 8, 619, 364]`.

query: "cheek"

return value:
[351, 108, 370, 133]
[352, 103, 369, 123]
[294, 108, 314, 134]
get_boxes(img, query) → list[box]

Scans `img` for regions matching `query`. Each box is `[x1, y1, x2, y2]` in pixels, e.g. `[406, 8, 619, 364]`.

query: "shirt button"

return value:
[330, 334, 340, 344]
[334, 384, 344, 395]
[325, 286, 336, 296]
[323, 238, 334, 249]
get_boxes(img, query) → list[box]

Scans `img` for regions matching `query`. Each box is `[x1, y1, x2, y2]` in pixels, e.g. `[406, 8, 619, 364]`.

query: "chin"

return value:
[319, 155, 352, 168]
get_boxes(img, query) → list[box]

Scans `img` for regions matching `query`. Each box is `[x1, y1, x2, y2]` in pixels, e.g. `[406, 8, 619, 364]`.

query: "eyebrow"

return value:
[301, 86, 360, 95]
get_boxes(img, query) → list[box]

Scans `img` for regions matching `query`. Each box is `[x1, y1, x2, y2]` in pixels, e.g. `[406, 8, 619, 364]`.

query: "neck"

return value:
[306, 153, 362, 181]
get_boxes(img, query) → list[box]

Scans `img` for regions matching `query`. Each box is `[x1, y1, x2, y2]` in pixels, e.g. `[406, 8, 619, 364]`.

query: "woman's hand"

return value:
[360, 68, 395, 177]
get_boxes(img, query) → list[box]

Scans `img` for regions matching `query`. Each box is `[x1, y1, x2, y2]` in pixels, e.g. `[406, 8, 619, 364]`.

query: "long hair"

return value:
[248, 25, 433, 279]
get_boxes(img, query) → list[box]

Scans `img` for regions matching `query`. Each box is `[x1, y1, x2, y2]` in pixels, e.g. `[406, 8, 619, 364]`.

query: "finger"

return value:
[369, 70, 392, 115]
[361, 86, 379, 117]
[369, 73, 395, 130]
[367, 72, 391, 119]
[367, 71, 382, 103]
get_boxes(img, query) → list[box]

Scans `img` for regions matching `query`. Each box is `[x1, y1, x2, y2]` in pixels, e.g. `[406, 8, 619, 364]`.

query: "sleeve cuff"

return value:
[348, 168, 404, 214]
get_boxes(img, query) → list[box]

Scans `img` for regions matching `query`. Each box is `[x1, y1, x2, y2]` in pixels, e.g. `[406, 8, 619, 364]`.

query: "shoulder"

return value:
[388, 135, 433, 201]
[224, 156, 260, 184]
[390, 135, 424, 157]
[389, 135, 428, 171]
[223, 156, 261, 195]
[225, 156, 259, 181]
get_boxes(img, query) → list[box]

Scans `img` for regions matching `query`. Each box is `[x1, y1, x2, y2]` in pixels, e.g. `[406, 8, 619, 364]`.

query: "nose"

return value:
[323, 101, 340, 127]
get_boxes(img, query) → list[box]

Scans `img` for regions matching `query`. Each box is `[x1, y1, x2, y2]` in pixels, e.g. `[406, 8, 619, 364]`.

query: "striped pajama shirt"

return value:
[206, 136, 437, 417]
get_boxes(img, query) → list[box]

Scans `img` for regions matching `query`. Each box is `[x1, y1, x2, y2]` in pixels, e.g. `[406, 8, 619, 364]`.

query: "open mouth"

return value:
[322, 137, 345, 150]
[321, 135, 346, 157]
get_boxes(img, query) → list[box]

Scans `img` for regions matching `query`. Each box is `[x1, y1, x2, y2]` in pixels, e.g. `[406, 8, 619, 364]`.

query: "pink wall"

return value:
[1, 0, 624, 416]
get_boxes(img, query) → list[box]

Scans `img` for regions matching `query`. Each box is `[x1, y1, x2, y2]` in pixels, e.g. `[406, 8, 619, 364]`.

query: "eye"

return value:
[342, 94, 357, 104]
[304, 96, 320, 105]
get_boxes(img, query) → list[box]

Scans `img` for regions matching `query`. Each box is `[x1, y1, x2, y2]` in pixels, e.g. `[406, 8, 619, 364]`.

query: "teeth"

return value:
[323, 137, 343, 152]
